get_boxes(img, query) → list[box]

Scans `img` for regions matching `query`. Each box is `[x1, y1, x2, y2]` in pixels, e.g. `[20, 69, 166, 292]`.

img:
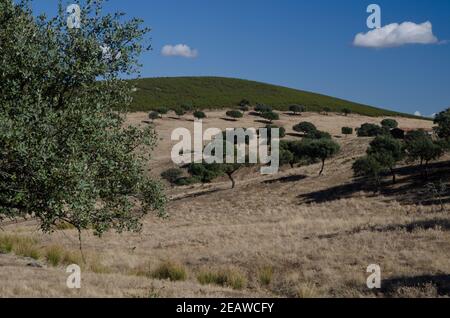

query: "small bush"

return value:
[174, 176, 201, 186]
[174, 108, 186, 117]
[161, 168, 184, 185]
[293, 122, 317, 135]
[197, 268, 247, 290]
[381, 118, 398, 129]
[148, 111, 160, 121]
[357, 123, 384, 137]
[239, 105, 249, 112]
[255, 104, 273, 113]
[260, 111, 279, 123]
[194, 111, 207, 120]
[0, 235, 14, 253]
[46, 245, 64, 266]
[13, 238, 40, 260]
[342, 127, 353, 135]
[289, 104, 305, 115]
[342, 108, 352, 116]
[151, 261, 187, 281]
[226, 110, 243, 120]
[259, 266, 274, 286]
[263, 125, 286, 139]
[156, 107, 169, 115]
[305, 130, 331, 140]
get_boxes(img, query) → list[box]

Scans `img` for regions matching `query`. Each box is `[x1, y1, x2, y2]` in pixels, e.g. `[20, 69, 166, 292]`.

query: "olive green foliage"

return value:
[357, 123, 385, 137]
[193, 111, 207, 120]
[434, 108, 450, 139]
[293, 122, 317, 135]
[305, 130, 331, 140]
[263, 125, 286, 139]
[353, 156, 384, 186]
[342, 108, 352, 116]
[174, 108, 186, 118]
[381, 119, 399, 129]
[342, 127, 353, 135]
[0, 0, 166, 235]
[404, 130, 444, 177]
[238, 99, 251, 107]
[289, 104, 305, 115]
[260, 111, 279, 123]
[367, 136, 404, 184]
[254, 104, 273, 113]
[148, 111, 160, 121]
[226, 110, 243, 119]
[161, 168, 184, 185]
[156, 107, 169, 115]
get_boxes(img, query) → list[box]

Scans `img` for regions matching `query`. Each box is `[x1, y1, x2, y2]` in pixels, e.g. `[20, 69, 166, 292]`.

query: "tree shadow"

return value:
[220, 117, 238, 122]
[263, 174, 307, 184]
[286, 133, 304, 138]
[297, 160, 450, 206]
[380, 274, 450, 296]
[254, 119, 272, 125]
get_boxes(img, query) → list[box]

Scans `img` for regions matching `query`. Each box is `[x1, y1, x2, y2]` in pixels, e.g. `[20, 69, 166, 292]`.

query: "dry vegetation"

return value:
[1, 110, 449, 298]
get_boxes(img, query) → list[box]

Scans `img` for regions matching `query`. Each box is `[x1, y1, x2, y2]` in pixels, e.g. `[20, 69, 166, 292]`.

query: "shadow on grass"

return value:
[263, 174, 307, 184]
[380, 274, 450, 296]
[297, 160, 450, 206]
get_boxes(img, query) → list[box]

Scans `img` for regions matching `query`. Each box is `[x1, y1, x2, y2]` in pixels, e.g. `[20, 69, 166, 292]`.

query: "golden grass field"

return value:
[1, 110, 449, 298]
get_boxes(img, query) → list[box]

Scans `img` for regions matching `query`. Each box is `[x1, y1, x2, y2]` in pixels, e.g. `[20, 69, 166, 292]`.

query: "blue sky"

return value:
[32, 0, 450, 115]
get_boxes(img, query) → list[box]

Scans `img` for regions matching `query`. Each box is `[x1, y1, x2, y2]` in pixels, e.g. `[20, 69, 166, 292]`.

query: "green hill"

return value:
[128, 76, 418, 118]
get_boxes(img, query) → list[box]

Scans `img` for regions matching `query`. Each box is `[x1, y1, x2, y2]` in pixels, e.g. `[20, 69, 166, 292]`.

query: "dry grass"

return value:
[197, 268, 247, 290]
[1, 111, 448, 298]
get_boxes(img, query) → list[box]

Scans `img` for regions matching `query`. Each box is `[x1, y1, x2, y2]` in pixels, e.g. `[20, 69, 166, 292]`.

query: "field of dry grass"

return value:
[1, 110, 449, 298]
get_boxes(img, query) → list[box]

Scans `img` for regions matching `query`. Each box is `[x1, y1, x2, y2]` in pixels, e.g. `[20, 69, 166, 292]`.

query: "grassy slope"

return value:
[128, 76, 419, 118]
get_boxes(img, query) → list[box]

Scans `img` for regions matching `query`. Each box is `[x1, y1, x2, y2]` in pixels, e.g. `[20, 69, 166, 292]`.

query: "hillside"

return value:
[128, 76, 419, 118]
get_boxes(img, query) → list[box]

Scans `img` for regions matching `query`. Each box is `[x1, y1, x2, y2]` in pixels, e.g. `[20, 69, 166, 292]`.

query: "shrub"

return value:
[322, 107, 331, 114]
[254, 104, 272, 113]
[342, 127, 353, 136]
[342, 108, 352, 116]
[305, 130, 331, 140]
[263, 125, 286, 139]
[174, 108, 186, 118]
[260, 111, 279, 123]
[148, 111, 160, 121]
[197, 268, 247, 290]
[174, 176, 201, 186]
[302, 138, 340, 175]
[434, 108, 450, 139]
[259, 266, 274, 286]
[353, 155, 384, 186]
[161, 168, 184, 185]
[0, 235, 14, 253]
[46, 245, 65, 267]
[181, 103, 194, 112]
[239, 105, 249, 112]
[156, 107, 169, 116]
[357, 123, 384, 137]
[193, 111, 207, 120]
[391, 128, 405, 139]
[293, 122, 317, 135]
[238, 99, 250, 107]
[226, 110, 243, 120]
[188, 162, 224, 183]
[151, 261, 187, 281]
[381, 119, 399, 129]
[289, 104, 305, 115]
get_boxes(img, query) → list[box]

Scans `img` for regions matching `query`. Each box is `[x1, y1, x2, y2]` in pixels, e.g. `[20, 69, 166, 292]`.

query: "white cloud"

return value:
[414, 111, 422, 116]
[353, 21, 439, 48]
[161, 44, 198, 58]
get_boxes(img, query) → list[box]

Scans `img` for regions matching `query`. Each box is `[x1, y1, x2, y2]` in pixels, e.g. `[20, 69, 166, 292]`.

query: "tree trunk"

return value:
[226, 172, 236, 189]
[319, 160, 325, 176]
[78, 229, 86, 264]
[390, 168, 396, 184]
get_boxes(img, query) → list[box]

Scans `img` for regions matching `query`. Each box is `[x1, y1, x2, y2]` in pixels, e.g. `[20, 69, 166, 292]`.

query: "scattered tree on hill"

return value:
[293, 122, 317, 135]
[342, 127, 353, 136]
[148, 111, 160, 122]
[357, 123, 385, 137]
[322, 107, 331, 115]
[381, 119, 399, 129]
[161, 168, 184, 185]
[404, 130, 444, 179]
[302, 139, 340, 175]
[261, 111, 279, 123]
[239, 105, 250, 112]
[156, 107, 169, 117]
[305, 130, 332, 140]
[0, 1, 167, 246]
[263, 125, 286, 139]
[353, 156, 384, 187]
[194, 111, 207, 120]
[289, 105, 305, 115]
[239, 99, 251, 107]
[255, 104, 273, 113]
[175, 108, 186, 118]
[390, 128, 405, 140]
[367, 136, 404, 184]
[342, 108, 352, 116]
[434, 108, 450, 140]
[226, 110, 243, 121]
[181, 103, 194, 112]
